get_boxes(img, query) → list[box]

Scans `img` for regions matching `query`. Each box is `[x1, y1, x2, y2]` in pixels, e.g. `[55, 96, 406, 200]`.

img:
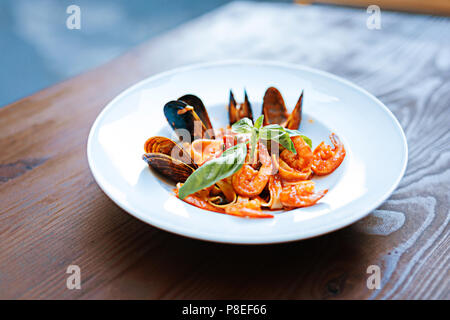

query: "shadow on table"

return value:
[159, 226, 373, 299]
[94, 208, 381, 299]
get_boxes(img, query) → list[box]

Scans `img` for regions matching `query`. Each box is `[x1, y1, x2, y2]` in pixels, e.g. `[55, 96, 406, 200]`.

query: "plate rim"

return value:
[87, 59, 408, 244]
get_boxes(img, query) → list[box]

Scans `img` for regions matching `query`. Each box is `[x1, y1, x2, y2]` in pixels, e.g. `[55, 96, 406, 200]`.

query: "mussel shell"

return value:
[144, 136, 196, 167]
[228, 90, 238, 125]
[178, 94, 214, 135]
[164, 100, 213, 141]
[262, 87, 288, 125]
[284, 91, 303, 130]
[242, 90, 254, 122]
[228, 90, 239, 125]
[228, 89, 253, 125]
[143, 153, 194, 183]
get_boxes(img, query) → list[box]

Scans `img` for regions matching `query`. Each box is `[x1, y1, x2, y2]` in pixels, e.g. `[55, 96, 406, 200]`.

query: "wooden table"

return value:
[309, 0, 450, 15]
[1, 1, 449, 299]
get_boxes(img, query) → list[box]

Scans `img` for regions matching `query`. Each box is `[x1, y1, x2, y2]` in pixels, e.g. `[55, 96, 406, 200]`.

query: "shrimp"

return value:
[276, 157, 312, 181]
[277, 135, 313, 181]
[280, 181, 328, 208]
[232, 142, 273, 197]
[174, 186, 224, 213]
[182, 194, 225, 213]
[311, 133, 345, 176]
[281, 135, 313, 170]
[225, 197, 273, 218]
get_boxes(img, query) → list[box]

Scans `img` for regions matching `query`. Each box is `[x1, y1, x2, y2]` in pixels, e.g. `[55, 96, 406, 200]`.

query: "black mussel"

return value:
[262, 87, 288, 126]
[178, 94, 214, 134]
[284, 91, 303, 130]
[262, 87, 303, 130]
[228, 89, 253, 125]
[164, 100, 214, 142]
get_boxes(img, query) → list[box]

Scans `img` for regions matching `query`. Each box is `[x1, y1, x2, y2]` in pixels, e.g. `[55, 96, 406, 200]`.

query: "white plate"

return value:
[87, 60, 408, 244]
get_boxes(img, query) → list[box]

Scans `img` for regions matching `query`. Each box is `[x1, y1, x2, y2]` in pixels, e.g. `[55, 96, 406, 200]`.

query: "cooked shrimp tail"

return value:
[311, 133, 345, 176]
[231, 143, 273, 197]
[280, 181, 328, 208]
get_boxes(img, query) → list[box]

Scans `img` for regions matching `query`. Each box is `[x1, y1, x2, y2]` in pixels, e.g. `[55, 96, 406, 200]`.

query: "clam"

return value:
[143, 153, 194, 183]
[144, 136, 195, 167]
[228, 89, 253, 125]
[262, 87, 303, 130]
[143, 136, 195, 183]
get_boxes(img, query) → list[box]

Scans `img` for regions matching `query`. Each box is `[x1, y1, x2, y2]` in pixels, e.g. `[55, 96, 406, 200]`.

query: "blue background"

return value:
[0, 0, 288, 107]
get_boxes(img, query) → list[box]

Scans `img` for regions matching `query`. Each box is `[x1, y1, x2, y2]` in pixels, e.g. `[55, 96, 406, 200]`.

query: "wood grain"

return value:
[305, 0, 450, 16]
[0, 1, 449, 299]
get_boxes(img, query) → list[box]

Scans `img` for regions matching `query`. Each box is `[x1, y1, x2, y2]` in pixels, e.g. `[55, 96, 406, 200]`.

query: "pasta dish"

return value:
[143, 87, 345, 218]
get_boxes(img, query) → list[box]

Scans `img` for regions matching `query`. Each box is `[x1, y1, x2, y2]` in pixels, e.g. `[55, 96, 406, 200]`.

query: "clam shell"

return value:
[144, 136, 195, 167]
[142, 153, 194, 183]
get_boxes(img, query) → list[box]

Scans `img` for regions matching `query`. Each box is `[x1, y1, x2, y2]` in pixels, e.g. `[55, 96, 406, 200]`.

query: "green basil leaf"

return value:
[250, 129, 258, 160]
[178, 143, 247, 199]
[260, 125, 297, 154]
[259, 125, 284, 140]
[284, 128, 301, 136]
[262, 124, 283, 130]
[254, 115, 264, 130]
[275, 132, 297, 154]
[231, 118, 253, 134]
[299, 135, 312, 149]
[221, 142, 244, 157]
[284, 129, 313, 148]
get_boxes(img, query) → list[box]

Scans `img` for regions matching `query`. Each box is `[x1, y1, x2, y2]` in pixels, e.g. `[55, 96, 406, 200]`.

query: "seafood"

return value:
[175, 187, 224, 213]
[262, 87, 303, 129]
[143, 136, 196, 182]
[178, 94, 214, 133]
[284, 91, 303, 130]
[280, 136, 313, 171]
[225, 197, 273, 218]
[142, 87, 345, 218]
[231, 142, 273, 197]
[280, 181, 328, 208]
[143, 153, 194, 183]
[144, 136, 195, 166]
[164, 100, 214, 141]
[276, 157, 312, 182]
[228, 90, 253, 125]
[277, 135, 313, 181]
[312, 133, 346, 176]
